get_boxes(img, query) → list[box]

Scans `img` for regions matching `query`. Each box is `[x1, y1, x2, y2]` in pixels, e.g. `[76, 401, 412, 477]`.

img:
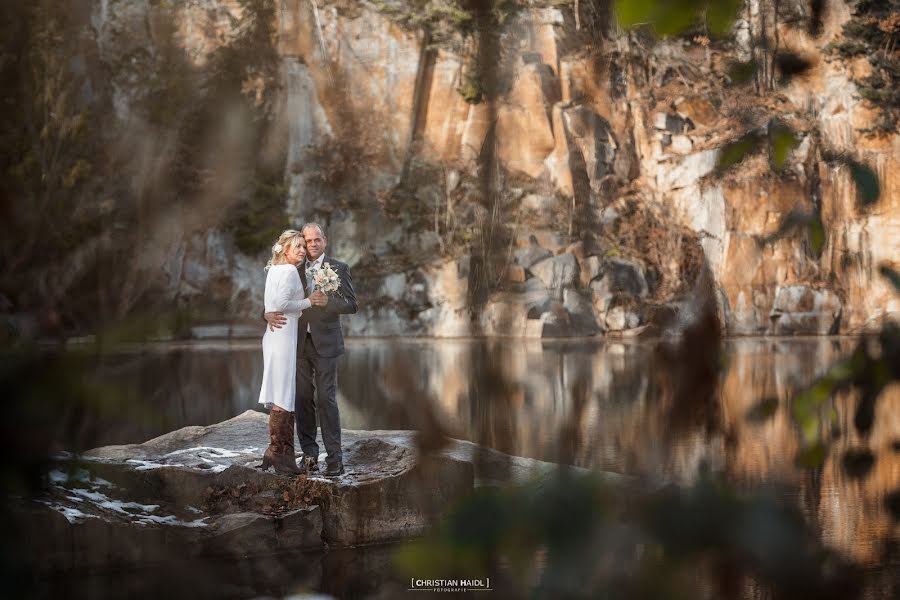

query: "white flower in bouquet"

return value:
[313, 263, 342, 295]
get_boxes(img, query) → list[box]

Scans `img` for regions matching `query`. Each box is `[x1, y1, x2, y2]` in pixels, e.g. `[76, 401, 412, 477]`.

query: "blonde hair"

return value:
[265, 229, 305, 271]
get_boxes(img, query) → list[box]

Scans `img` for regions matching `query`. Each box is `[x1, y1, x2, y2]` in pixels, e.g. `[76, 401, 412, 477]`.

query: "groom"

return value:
[264, 223, 358, 476]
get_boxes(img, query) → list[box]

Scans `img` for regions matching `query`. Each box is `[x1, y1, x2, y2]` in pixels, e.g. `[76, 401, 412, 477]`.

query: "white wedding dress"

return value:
[258, 264, 311, 411]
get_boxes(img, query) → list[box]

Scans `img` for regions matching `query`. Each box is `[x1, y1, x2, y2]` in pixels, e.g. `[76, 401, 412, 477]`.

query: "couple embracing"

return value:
[257, 223, 357, 477]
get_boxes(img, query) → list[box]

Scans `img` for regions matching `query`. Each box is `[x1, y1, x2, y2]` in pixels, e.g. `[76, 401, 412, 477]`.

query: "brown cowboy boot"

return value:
[272, 408, 303, 475]
[258, 406, 282, 471]
[259, 407, 303, 475]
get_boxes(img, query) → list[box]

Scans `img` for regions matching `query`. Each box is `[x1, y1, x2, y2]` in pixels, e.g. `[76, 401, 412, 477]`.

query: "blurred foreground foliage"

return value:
[0, 333, 167, 594]
[0, 0, 896, 595]
[226, 174, 291, 255]
[0, 3, 105, 272]
[0, 0, 287, 335]
[391, 2, 897, 596]
[614, 0, 742, 37]
[396, 472, 861, 599]
[791, 318, 900, 468]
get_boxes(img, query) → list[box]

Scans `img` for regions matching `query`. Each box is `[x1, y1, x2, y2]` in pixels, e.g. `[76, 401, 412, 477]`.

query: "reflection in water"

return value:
[67, 337, 899, 591]
[31, 545, 394, 600]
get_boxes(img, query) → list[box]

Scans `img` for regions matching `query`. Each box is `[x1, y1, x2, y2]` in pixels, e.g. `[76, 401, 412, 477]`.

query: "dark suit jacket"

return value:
[298, 256, 358, 358]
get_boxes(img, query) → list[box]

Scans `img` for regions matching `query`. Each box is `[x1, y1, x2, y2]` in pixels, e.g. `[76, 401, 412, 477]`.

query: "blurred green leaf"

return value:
[393, 538, 477, 577]
[653, 0, 698, 36]
[788, 348, 881, 469]
[829, 356, 857, 382]
[706, 0, 742, 35]
[727, 60, 757, 84]
[717, 133, 762, 171]
[808, 215, 826, 257]
[614, 0, 740, 37]
[759, 210, 827, 259]
[795, 443, 827, 468]
[823, 153, 881, 207]
[747, 397, 779, 423]
[887, 490, 900, 522]
[848, 159, 880, 206]
[828, 407, 841, 438]
[880, 324, 900, 380]
[444, 486, 510, 548]
[760, 211, 827, 258]
[396, 470, 862, 597]
[614, 0, 655, 29]
[880, 264, 900, 292]
[793, 380, 831, 444]
[853, 361, 888, 436]
[769, 121, 800, 170]
[762, 211, 811, 246]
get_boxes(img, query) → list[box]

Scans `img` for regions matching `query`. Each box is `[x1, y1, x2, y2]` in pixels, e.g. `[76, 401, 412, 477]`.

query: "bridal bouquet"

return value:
[313, 263, 342, 295]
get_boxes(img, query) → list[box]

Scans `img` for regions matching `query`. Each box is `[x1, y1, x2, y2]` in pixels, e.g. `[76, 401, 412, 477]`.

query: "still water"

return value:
[45, 336, 900, 598]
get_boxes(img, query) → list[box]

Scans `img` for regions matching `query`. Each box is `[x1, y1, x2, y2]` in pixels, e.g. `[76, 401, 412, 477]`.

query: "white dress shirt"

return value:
[305, 255, 324, 292]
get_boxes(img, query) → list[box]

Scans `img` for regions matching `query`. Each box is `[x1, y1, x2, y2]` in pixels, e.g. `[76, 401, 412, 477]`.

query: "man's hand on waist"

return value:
[264, 311, 287, 332]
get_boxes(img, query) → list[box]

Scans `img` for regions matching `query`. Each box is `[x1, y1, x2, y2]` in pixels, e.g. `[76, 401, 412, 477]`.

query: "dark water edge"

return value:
[23, 537, 900, 600]
[26, 544, 399, 600]
[10, 336, 900, 599]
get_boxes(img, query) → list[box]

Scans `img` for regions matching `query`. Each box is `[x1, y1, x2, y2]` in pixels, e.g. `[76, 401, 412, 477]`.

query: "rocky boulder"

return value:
[521, 277, 553, 314]
[380, 272, 407, 301]
[560, 105, 616, 192]
[564, 289, 601, 336]
[526, 307, 572, 338]
[418, 259, 472, 337]
[514, 239, 553, 269]
[496, 61, 560, 178]
[21, 411, 624, 573]
[531, 253, 579, 296]
[590, 257, 649, 298]
[346, 305, 417, 336]
[480, 299, 532, 337]
[769, 286, 843, 335]
[605, 305, 642, 332]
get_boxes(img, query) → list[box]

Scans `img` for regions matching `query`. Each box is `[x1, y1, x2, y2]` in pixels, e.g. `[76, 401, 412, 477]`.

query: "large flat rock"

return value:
[23, 411, 626, 573]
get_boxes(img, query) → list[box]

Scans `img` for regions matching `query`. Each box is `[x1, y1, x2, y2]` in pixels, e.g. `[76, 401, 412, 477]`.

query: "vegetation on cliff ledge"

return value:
[829, 0, 900, 133]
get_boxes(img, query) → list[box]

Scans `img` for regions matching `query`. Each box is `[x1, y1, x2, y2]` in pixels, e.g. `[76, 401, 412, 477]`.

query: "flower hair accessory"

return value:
[272, 243, 283, 253]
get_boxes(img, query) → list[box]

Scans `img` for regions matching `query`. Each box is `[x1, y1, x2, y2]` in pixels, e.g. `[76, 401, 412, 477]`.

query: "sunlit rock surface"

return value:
[23, 410, 620, 571]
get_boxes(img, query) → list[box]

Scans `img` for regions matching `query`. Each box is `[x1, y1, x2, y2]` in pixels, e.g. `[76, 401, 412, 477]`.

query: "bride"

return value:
[257, 229, 326, 474]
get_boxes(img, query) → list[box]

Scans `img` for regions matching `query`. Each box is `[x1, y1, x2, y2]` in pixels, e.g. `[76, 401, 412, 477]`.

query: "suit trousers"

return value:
[296, 332, 342, 466]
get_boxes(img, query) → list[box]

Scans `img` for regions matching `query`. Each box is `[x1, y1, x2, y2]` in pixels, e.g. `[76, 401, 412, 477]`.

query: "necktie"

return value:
[306, 262, 317, 294]
[304, 262, 316, 333]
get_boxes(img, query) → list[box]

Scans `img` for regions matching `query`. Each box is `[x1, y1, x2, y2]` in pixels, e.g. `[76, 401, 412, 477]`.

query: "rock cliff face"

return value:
[90, 0, 898, 336]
